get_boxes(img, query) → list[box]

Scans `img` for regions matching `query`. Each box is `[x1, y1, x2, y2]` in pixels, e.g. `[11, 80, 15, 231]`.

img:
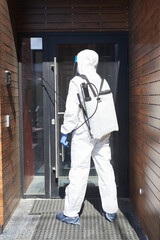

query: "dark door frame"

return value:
[19, 32, 129, 198]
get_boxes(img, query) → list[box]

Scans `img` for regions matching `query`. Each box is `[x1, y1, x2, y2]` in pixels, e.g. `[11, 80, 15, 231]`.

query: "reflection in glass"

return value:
[30, 38, 42, 50]
[21, 37, 44, 194]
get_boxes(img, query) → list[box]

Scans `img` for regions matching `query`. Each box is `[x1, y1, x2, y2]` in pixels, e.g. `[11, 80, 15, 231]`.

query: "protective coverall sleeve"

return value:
[61, 80, 80, 134]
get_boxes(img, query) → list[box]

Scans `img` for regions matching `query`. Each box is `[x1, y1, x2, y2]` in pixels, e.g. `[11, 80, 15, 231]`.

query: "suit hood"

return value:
[77, 49, 99, 75]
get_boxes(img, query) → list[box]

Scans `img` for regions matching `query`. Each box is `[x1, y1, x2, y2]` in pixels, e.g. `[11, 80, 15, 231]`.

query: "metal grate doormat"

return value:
[29, 199, 65, 215]
[29, 199, 103, 215]
[30, 200, 139, 240]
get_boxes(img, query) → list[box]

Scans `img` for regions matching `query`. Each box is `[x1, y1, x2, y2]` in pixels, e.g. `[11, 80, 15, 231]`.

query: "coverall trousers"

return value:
[63, 130, 118, 218]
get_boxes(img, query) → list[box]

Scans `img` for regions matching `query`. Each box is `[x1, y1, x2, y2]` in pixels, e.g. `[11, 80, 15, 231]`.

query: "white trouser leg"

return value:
[92, 135, 118, 214]
[63, 131, 92, 217]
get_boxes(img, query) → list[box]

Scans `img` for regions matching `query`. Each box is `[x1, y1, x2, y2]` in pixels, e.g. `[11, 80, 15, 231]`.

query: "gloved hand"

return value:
[60, 134, 69, 147]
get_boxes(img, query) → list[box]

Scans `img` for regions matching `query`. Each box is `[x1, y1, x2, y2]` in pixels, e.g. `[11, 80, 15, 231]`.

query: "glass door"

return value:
[54, 44, 120, 192]
[20, 33, 128, 198]
[21, 37, 45, 196]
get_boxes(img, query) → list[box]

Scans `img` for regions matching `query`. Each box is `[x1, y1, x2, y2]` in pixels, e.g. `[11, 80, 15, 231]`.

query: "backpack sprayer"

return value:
[42, 74, 119, 140]
[77, 75, 119, 139]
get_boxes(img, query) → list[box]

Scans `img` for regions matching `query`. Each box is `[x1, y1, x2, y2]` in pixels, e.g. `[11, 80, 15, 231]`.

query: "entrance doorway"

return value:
[19, 33, 128, 198]
[53, 44, 119, 189]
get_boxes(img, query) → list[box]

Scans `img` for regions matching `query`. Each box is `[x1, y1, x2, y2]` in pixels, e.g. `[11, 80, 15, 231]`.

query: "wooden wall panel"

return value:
[14, 0, 129, 32]
[129, 0, 160, 239]
[0, 0, 20, 230]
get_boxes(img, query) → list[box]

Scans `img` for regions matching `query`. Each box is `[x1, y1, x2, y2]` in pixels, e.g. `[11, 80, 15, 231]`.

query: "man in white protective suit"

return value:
[56, 49, 118, 225]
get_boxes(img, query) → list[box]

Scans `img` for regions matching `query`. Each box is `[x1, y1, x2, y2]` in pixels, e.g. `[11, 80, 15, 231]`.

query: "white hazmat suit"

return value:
[61, 49, 118, 218]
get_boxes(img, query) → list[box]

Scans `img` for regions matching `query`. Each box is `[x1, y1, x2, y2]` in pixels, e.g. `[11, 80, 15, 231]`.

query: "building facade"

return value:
[0, 0, 159, 239]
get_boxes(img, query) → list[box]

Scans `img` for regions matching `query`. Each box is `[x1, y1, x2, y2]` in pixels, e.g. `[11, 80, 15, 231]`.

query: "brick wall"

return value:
[0, 0, 20, 229]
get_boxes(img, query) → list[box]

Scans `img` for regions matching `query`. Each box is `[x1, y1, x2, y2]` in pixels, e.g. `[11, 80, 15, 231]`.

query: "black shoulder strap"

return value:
[80, 74, 97, 97]
[99, 78, 104, 94]
[99, 78, 111, 95]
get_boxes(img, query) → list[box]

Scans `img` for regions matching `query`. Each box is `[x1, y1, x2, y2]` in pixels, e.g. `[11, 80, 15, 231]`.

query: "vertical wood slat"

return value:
[129, 1, 160, 240]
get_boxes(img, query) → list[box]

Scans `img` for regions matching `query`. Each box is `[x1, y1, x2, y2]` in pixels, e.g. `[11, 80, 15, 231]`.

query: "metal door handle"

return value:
[58, 112, 64, 115]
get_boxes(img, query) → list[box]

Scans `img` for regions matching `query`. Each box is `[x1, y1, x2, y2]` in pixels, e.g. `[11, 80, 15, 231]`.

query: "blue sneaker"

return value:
[105, 212, 117, 222]
[56, 212, 81, 225]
